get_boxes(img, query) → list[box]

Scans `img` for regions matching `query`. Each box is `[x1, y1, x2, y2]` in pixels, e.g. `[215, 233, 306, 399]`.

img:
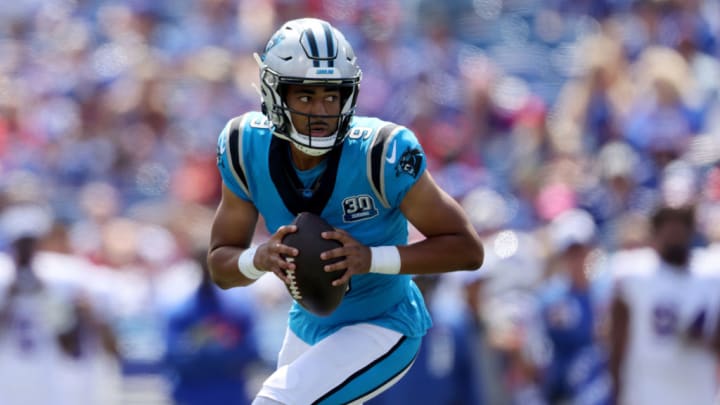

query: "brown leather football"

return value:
[281, 212, 347, 316]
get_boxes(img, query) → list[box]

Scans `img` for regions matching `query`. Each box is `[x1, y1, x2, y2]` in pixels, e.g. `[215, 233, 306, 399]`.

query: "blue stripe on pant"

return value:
[314, 335, 422, 405]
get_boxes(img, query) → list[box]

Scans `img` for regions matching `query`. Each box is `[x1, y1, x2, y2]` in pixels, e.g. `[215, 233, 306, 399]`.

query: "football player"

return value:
[608, 205, 720, 405]
[208, 18, 484, 404]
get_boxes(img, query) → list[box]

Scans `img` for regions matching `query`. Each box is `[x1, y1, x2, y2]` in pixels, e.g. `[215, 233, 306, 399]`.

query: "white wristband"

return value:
[238, 246, 265, 280]
[369, 246, 401, 275]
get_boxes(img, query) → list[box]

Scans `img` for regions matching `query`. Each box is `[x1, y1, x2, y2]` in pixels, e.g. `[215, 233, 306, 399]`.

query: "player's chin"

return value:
[309, 128, 331, 137]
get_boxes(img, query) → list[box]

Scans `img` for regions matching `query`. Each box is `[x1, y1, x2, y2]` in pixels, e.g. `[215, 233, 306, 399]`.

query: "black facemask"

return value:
[660, 244, 690, 267]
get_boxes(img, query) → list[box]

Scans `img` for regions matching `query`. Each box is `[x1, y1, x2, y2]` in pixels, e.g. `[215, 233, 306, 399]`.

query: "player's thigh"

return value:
[257, 323, 420, 405]
[252, 398, 285, 405]
[277, 326, 311, 367]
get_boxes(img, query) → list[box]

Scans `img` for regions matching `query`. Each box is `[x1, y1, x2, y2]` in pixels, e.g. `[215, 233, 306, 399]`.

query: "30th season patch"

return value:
[342, 194, 379, 222]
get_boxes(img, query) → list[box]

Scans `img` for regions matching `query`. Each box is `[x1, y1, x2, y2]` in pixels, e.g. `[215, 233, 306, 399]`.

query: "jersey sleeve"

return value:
[216, 115, 252, 201]
[381, 127, 427, 207]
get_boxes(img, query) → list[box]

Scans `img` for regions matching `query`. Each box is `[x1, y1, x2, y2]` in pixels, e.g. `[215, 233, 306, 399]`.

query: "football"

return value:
[281, 212, 348, 316]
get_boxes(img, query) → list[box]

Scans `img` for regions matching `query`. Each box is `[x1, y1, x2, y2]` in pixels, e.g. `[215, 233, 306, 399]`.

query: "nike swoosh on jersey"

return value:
[386, 140, 397, 164]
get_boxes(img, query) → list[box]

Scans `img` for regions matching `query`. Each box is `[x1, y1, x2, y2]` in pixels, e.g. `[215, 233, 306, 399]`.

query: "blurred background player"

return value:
[367, 275, 485, 405]
[0, 204, 122, 405]
[608, 205, 720, 405]
[162, 248, 262, 405]
[537, 209, 612, 405]
[0, 204, 68, 404]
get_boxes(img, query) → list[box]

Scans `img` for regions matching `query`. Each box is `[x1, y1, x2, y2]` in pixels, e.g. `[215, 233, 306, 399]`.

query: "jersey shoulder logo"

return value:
[342, 194, 379, 222]
[216, 131, 227, 167]
[396, 147, 423, 178]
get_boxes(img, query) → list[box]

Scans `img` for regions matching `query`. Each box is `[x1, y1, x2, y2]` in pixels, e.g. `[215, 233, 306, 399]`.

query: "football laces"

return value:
[284, 257, 303, 300]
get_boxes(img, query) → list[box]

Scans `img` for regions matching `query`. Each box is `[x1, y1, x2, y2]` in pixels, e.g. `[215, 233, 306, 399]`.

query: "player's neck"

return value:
[660, 260, 688, 273]
[290, 145, 326, 170]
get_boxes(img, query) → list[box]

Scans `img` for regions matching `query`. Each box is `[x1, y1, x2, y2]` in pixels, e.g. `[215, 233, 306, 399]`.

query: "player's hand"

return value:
[320, 229, 371, 286]
[255, 225, 299, 284]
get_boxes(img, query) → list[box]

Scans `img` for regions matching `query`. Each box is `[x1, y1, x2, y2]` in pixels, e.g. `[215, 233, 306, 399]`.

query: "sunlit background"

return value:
[0, 0, 719, 404]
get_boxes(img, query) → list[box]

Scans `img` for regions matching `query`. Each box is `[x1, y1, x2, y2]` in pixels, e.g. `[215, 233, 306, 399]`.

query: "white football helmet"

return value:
[254, 18, 362, 156]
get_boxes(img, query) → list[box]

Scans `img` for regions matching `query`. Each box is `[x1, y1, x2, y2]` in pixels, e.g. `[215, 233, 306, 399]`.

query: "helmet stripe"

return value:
[312, 25, 327, 60]
[303, 28, 321, 67]
[321, 22, 335, 68]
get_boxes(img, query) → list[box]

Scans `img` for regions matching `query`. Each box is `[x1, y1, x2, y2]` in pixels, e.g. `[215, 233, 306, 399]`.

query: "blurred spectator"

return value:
[55, 292, 123, 405]
[578, 141, 657, 248]
[459, 268, 515, 405]
[624, 46, 703, 175]
[162, 249, 261, 405]
[368, 275, 484, 405]
[482, 288, 548, 405]
[552, 32, 634, 152]
[609, 211, 652, 251]
[477, 231, 549, 405]
[538, 209, 612, 405]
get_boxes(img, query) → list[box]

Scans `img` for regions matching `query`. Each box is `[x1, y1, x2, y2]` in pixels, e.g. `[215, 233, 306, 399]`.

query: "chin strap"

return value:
[294, 143, 333, 156]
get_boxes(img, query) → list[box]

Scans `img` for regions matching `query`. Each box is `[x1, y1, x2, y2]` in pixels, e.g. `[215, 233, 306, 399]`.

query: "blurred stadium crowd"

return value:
[0, 0, 719, 403]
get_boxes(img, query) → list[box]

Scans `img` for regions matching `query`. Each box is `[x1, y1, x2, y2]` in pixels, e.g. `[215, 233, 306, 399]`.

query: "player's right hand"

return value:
[255, 225, 299, 284]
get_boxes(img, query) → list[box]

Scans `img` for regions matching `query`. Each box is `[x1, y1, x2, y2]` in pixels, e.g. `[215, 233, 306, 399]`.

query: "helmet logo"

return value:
[263, 33, 285, 59]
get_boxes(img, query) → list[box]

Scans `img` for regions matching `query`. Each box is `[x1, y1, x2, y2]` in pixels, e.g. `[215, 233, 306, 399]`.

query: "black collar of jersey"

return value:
[269, 137, 343, 216]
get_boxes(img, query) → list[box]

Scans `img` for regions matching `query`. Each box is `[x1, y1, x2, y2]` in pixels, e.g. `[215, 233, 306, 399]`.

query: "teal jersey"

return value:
[216, 111, 432, 344]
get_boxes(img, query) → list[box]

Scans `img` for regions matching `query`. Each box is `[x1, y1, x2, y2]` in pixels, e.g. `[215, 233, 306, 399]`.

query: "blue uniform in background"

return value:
[367, 317, 484, 405]
[538, 278, 612, 405]
[163, 285, 260, 405]
[216, 111, 433, 345]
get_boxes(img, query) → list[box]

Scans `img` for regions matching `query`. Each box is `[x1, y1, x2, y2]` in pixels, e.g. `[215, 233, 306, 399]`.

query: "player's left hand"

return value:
[320, 229, 371, 287]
